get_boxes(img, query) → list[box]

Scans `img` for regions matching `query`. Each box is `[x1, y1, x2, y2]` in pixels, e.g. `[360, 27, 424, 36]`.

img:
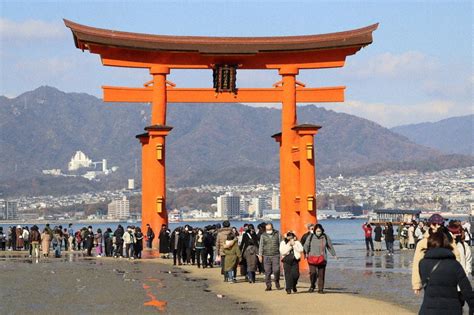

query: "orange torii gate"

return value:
[65, 20, 377, 244]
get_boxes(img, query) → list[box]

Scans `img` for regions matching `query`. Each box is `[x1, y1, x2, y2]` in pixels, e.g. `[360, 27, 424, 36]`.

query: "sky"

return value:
[0, 0, 472, 127]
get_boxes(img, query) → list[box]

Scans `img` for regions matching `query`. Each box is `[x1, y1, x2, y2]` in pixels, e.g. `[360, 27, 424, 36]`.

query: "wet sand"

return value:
[0, 248, 417, 314]
[0, 251, 257, 314]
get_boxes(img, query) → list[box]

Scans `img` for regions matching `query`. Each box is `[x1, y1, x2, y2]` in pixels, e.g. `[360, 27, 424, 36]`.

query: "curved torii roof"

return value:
[64, 19, 378, 56]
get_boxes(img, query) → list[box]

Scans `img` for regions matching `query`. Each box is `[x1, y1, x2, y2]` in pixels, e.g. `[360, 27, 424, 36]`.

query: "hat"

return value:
[428, 214, 445, 225]
[448, 225, 462, 235]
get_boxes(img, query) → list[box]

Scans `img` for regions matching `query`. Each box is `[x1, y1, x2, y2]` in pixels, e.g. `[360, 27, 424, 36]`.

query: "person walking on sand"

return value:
[134, 227, 144, 259]
[223, 233, 241, 283]
[412, 214, 461, 296]
[243, 235, 259, 283]
[408, 223, 416, 249]
[384, 222, 395, 255]
[195, 229, 206, 268]
[30, 225, 41, 258]
[374, 223, 383, 251]
[41, 228, 51, 258]
[280, 231, 304, 294]
[362, 222, 374, 251]
[216, 221, 233, 281]
[448, 220, 472, 278]
[84, 226, 94, 257]
[158, 224, 170, 258]
[146, 224, 156, 249]
[304, 224, 337, 294]
[94, 228, 103, 257]
[258, 223, 281, 291]
[418, 230, 473, 314]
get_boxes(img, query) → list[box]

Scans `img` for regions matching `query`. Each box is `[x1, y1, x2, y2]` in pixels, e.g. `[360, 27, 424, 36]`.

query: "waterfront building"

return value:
[251, 196, 266, 218]
[216, 192, 240, 218]
[271, 190, 280, 210]
[107, 196, 130, 220]
[0, 200, 18, 220]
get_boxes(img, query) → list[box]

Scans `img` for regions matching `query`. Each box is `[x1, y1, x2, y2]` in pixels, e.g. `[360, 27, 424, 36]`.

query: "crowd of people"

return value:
[157, 221, 337, 294]
[0, 223, 148, 259]
[1, 214, 473, 313]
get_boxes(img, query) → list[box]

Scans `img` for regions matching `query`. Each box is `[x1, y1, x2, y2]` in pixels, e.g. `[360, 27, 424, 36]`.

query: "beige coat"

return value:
[216, 227, 232, 256]
[41, 232, 51, 255]
[411, 232, 460, 290]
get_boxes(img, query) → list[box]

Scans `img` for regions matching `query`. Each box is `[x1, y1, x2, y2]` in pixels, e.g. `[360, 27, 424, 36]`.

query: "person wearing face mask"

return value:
[258, 223, 281, 291]
[301, 223, 314, 253]
[280, 231, 304, 294]
[303, 224, 337, 293]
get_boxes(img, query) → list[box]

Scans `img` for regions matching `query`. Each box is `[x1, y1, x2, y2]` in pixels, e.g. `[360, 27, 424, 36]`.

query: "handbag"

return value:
[282, 249, 297, 264]
[307, 234, 326, 266]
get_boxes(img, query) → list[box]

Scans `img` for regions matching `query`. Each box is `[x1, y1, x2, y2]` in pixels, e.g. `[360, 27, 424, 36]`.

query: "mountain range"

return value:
[0, 86, 472, 195]
[391, 115, 473, 156]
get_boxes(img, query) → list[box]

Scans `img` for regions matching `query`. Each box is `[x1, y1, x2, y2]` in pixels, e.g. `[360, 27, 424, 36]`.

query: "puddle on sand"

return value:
[142, 282, 167, 311]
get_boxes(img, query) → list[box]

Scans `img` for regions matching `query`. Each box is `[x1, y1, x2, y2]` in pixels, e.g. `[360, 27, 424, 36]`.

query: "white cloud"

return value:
[321, 99, 469, 128]
[0, 18, 67, 40]
[349, 51, 439, 78]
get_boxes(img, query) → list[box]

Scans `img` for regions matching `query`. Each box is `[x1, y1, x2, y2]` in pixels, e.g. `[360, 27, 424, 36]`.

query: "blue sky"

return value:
[1, 0, 472, 127]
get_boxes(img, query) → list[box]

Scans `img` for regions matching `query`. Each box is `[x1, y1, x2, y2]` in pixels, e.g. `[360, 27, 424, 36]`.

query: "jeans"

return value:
[365, 237, 374, 251]
[309, 264, 326, 291]
[263, 255, 280, 288]
[196, 248, 206, 267]
[125, 243, 134, 258]
[55, 244, 62, 257]
[227, 270, 235, 281]
[173, 249, 182, 265]
[247, 271, 256, 283]
[115, 241, 123, 257]
[386, 241, 394, 253]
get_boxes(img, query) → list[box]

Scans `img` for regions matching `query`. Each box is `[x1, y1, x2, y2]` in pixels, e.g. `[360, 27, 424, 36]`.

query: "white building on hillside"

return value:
[68, 151, 92, 171]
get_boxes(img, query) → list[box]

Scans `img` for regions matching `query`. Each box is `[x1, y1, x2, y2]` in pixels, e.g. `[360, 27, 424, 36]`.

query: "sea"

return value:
[0, 219, 367, 245]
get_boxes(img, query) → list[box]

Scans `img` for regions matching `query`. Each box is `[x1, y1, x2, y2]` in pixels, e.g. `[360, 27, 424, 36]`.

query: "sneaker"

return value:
[265, 287, 272, 291]
[293, 287, 298, 293]
[308, 287, 315, 293]
[286, 289, 291, 294]
[317, 290, 324, 294]
[275, 283, 281, 290]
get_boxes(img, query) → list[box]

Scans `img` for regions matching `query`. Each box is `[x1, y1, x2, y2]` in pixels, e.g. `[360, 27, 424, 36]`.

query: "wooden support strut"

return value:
[102, 86, 345, 103]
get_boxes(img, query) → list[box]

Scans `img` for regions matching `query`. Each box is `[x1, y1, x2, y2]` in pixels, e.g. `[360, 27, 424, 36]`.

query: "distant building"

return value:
[68, 151, 92, 171]
[107, 196, 130, 220]
[251, 196, 266, 218]
[271, 190, 280, 210]
[335, 205, 363, 216]
[216, 192, 240, 218]
[0, 200, 18, 220]
[128, 179, 135, 190]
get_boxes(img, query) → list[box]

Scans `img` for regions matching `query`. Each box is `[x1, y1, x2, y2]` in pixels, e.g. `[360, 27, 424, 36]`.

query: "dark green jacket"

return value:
[258, 230, 280, 256]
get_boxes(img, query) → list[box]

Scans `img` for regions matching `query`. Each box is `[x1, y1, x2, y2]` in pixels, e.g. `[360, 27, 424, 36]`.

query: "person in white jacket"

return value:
[279, 231, 304, 294]
[449, 221, 472, 277]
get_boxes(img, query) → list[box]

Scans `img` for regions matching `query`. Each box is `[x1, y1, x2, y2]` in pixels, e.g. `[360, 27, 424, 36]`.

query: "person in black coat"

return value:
[113, 225, 124, 257]
[203, 227, 215, 268]
[419, 230, 473, 315]
[158, 224, 171, 258]
[240, 224, 260, 277]
[373, 224, 383, 251]
[170, 228, 185, 265]
[103, 228, 113, 257]
[84, 226, 94, 257]
[146, 224, 155, 249]
[383, 222, 395, 255]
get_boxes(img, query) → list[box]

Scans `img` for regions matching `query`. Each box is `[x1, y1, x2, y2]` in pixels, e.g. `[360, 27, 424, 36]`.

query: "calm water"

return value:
[0, 219, 367, 244]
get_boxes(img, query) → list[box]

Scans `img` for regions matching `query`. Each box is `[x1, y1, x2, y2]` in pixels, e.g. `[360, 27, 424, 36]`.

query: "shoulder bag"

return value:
[307, 234, 326, 266]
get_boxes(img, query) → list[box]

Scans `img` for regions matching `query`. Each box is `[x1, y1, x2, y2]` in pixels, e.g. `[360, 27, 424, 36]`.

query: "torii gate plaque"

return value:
[65, 20, 377, 246]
